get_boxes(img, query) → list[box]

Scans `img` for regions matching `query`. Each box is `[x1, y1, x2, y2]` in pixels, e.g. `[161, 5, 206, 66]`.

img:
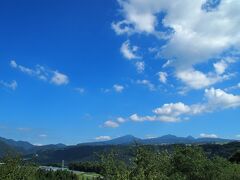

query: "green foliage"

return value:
[35, 169, 78, 180]
[69, 161, 102, 174]
[0, 155, 36, 180]
[100, 146, 240, 180]
[0, 156, 78, 180]
[229, 151, 240, 164]
[100, 151, 130, 180]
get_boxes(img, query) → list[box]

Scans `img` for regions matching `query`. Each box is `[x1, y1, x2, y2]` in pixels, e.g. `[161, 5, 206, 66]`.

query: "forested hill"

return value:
[0, 135, 239, 164]
[25, 141, 240, 165]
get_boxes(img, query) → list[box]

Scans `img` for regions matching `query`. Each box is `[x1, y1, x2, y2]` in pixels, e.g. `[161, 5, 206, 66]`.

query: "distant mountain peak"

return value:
[160, 134, 177, 139]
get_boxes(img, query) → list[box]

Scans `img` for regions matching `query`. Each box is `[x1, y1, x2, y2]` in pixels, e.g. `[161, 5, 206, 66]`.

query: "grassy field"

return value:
[76, 171, 101, 180]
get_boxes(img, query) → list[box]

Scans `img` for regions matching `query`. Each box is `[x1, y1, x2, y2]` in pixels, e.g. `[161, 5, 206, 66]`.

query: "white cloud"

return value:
[120, 40, 141, 60]
[225, 82, 240, 91]
[104, 120, 119, 128]
[205, 87, 240, 109]
[162, 60, 172, 68]
[115, 0, 240, 67]
[10, 60, 69, 86]
[113, 84, 124, 93]
[0, 80, 17, 90]
[102, 117, 125, 128]
[112, 1, 160, 35]
[112, 20, 134, 35]
[34, 143, 43, 146]
[153, 102, 191, 117]
[114, 0, 240, 88]
[39, 134, 47, 138]
[145, 134, 157, 139]
[51, 71, 69, 85]
[130, 114, 157, 122]
[135, 61, 145, 73]
[176, 68, 231, 89]
[136, 79, 155, 91]
[127, 88, 240, 123]
[157, 71, 167, 83]
[200, 133, 218, 138]
[117, 117, 126, 123]
[213, 57, 235, 75]
[214, 60, 228, 75]
[10, 60, 17, 68]
[95, 136, 112, 141]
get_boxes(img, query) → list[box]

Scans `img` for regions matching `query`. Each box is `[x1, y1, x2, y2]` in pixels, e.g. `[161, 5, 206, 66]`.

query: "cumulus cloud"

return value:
[95, 136, 112, 141]
[102, 117, 126, 128]
[116, 117, 126, 123]
[115, 0, 240, 65]
[157, 72, 167, 83]
[200, 133, 218, 138]
[51, 71, 69, 85]
[153, 102, 191, 117]
[130, 114, 157, 122]
[176, 68, 232, 89]
[113, 84, 124, 93]
[214, 60, 228, 75]
[10, 60, 69, 86]
[128, 88, 240, 123]
[120, 40, 141, 60]
[104, 120, 119, 128]
[102, 88, 240, 124]
[136, 79, 155, 91]
[213, 57, 235, 75]
[135, 61, 145, 73]
[205, 87, 240, 109]
[114, 0, 240, 89]
[112, 0, 160, 35]
[0, 80, 17, 90]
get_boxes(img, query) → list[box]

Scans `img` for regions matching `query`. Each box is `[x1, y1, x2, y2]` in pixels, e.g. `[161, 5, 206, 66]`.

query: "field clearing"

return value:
[76, 171, 101, 179]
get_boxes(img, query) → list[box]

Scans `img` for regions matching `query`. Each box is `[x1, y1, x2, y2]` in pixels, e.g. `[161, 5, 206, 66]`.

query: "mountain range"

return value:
[0, 134, 237, 156]
[79, 134, 236, 146]
[0, 135, 239, 164]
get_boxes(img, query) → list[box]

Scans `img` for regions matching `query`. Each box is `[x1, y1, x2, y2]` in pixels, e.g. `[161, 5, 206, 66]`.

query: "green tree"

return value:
[0, 155, 36, 180]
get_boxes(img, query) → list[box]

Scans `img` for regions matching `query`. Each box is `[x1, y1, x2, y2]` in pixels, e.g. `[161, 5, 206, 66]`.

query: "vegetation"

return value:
[0, 156, 36, 180]
[1, 145, 240, 179]
[100, 146, 240, 180]
[26, 142, 240, 164]
[69, 161, 102, 174]
[0, 156, 78, 180]
[35, 169, 78, 180]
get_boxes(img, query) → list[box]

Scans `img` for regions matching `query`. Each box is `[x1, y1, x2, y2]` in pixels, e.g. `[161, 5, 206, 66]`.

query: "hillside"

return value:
[0, 140, 16, 157]
[0, 135, 238, 163]
[25, 141, 240, 165]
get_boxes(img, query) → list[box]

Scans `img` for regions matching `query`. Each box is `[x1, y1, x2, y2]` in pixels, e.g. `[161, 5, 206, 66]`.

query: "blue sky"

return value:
[0, 0, 240, 145]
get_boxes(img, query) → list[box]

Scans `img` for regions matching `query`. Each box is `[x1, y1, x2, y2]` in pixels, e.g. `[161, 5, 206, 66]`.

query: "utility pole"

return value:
[62, 160, 64, 170]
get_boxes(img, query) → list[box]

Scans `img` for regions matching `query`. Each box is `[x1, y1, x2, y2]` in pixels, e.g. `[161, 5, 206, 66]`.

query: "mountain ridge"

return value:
[0, 134, 237, 157]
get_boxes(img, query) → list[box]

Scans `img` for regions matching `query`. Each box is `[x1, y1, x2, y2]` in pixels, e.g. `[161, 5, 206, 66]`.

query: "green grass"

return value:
[76, 171, 101, 180]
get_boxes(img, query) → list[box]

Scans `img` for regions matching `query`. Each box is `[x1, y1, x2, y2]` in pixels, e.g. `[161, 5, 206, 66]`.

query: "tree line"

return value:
[99, 145, 240, 180]
[0, 145, 240, 179]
